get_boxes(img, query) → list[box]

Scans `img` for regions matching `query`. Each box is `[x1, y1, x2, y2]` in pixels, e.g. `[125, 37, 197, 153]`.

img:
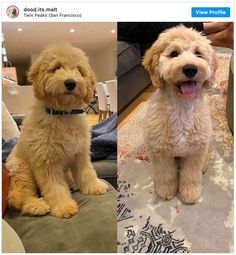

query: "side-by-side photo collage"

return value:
[2, 22, 234, 253]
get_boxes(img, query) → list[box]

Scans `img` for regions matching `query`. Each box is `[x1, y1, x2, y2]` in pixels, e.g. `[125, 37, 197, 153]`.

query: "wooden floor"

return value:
[87, 85, 155, 128]
[86, 113, 99, 126]
[118, 85, 155, 128]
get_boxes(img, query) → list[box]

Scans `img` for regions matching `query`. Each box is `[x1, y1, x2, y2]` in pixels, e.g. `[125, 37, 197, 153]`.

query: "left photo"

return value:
[2, 22, 117, 253]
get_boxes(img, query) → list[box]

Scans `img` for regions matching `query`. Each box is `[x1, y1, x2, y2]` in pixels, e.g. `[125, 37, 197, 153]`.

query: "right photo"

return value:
[117, 22, 233, 253]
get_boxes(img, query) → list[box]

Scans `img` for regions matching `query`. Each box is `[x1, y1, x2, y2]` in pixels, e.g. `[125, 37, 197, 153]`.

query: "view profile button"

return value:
[192, 7, 230, 17]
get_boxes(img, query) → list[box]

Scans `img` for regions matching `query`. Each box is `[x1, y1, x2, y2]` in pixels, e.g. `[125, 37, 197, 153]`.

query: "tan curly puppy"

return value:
[6, 43, 108, 218]
[143, 26, 217, 204]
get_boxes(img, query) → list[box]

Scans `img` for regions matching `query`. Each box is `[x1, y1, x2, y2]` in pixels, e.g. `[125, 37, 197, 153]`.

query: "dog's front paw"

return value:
[51, 199, 78, 218]
[155, 183, 178, 200]
[81, 179, 108, 195]
[22, 198, 50, 216]
[180, 185, 201, 204]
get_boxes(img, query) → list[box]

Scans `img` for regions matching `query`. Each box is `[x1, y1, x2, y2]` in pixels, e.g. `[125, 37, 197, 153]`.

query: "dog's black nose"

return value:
[64, 79, 76, 91]
[183, 64, 198, 78]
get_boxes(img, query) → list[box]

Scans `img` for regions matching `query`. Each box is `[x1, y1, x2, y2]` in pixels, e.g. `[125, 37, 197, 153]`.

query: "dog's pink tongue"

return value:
[180, 81, 197, 99]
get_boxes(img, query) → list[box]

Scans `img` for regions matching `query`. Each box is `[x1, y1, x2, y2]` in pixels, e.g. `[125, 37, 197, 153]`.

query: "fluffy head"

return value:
[142, 25, 217, 100]
[28, 43, 96, 110]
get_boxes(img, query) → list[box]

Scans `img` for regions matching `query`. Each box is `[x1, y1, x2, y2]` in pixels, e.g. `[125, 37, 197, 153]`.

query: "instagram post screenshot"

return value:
[1, 0, 235, 253]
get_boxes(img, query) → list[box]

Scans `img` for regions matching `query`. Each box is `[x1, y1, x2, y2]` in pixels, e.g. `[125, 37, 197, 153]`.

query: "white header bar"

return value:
[2, 2, 234, 22]
[1, 0, 235, 2]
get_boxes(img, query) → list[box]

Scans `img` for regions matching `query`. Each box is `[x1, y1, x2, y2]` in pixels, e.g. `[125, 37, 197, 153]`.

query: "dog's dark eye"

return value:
[53, 65, 61, 72]
[195, 51, 203, 58]
[169, 51, 179, 58]
[49, 63, 61, 73]
[77, 66, 86, 77]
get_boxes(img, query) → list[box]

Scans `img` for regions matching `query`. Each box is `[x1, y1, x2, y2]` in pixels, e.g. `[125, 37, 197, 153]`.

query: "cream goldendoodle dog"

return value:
[6, 43, 108, 218]
[143, 26, 217, 204]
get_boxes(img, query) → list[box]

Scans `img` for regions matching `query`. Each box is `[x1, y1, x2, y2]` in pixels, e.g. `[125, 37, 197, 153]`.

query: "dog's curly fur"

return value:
[6, 43, 108, 218]
[142, 26, 217, 204]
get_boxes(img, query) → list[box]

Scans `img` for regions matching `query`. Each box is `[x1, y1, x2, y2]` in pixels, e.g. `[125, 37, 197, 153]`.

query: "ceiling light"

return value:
[17, 28, 23, 32]
[111, 29, 116, 34]
[70, 29, 75, 33]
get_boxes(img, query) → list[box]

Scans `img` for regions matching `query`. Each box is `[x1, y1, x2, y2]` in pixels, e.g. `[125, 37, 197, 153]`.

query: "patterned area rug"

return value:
[117, 47, 233, 253]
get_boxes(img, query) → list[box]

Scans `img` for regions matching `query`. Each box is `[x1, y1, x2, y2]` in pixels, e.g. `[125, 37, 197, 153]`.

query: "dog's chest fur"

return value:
[19, 110, 90, 166]
[145, 91, 211, 157]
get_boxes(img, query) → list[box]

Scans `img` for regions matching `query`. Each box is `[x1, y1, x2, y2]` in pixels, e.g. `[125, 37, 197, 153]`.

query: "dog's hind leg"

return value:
[6, 155, 50, 216]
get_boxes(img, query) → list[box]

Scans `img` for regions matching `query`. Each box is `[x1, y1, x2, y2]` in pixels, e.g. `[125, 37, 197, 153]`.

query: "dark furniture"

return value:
[4, 180, 117, 253]
[118, 41, 150, 112]
[226, 53, 234, 134]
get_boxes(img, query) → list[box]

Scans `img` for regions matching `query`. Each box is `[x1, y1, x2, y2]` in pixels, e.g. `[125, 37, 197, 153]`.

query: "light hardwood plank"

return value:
[86, 113, 99, 126]
[118, 85, 155, 128]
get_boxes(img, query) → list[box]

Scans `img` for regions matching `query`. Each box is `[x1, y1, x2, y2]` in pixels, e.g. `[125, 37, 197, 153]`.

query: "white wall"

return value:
[88, 42, 117, 82]
[30, 42, 117, 83]
[31, 54, 38, 65]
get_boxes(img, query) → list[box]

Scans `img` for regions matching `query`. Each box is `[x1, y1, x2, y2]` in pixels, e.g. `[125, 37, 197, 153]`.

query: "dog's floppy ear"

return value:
[84, 65, 97, 105]
[204, 52, 218, 88]
[142, 41, 165, 88]
[28, 56, 46, 100]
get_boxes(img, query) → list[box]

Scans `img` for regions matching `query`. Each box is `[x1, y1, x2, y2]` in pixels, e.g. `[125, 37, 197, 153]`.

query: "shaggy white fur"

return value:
[142, 26, 217, 204]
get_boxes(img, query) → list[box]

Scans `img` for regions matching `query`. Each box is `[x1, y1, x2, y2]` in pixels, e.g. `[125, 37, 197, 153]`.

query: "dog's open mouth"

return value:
[177, 81, 197, 99]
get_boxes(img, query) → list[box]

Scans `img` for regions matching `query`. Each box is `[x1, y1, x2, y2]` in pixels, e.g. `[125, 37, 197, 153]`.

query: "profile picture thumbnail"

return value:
[6, 5, 19, 18]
